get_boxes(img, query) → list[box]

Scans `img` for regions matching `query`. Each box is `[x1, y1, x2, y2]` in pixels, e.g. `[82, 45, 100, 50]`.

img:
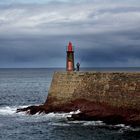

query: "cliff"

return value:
[17, 72, 140, 126]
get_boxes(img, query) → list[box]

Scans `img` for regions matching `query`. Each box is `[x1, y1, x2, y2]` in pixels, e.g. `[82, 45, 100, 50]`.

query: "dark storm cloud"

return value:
[80, 44, 140, 66]
[0, 36, 67, 67]
[0, 29, 140, 67]
[76, 29, 140, 66]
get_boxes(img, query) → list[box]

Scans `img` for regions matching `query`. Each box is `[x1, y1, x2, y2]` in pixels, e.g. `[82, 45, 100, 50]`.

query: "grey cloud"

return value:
[0, 0, 140, 67]
[0, 36, 67, 67]
[0, 1, 140, 35]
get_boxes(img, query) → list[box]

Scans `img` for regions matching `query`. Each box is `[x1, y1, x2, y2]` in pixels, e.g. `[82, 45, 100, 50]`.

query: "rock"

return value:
[16, 105, 50, 115]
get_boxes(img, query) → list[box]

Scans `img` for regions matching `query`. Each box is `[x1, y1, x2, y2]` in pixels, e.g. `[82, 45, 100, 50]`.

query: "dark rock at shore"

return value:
[16, 105, 47, 115]
[17, 99, 140, 126]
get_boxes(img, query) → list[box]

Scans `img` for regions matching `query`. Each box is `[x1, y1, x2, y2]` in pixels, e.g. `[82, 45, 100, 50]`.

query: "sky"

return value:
[0, 0, 140, 68]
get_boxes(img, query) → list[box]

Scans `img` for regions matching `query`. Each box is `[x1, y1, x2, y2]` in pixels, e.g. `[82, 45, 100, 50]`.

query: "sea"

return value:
[0, 68, 140, 140]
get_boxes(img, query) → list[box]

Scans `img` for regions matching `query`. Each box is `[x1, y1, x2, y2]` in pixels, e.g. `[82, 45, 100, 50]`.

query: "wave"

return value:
[83, 121, 105, 126]
[119, 126, 140, 133]
[48, 122, 70, 126]
[0, 106, 80, 118]
[0, 106, 140, 132]
[0, 105, 29, 115]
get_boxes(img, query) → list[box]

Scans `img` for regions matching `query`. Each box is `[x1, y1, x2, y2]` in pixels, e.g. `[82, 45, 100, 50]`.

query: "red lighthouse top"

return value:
[68, 42, 73, 52]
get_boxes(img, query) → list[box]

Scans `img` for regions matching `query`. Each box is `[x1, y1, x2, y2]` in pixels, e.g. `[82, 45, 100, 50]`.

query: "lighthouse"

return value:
[66, 42, 75, 71]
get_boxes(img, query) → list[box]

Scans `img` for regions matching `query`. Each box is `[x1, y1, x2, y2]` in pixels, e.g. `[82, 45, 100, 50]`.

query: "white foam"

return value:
[43, 112, 73, 120]
[0, 106, 81, 120]
[115, 124, 126, 128]
[48, 122, 70, 126]
[43, 109, 81, 119]
[0, 106, 16, 115]
[83, 121, 105, 126]
[69, 109, 81, 115]
[130, 127, 140, 131]
[26, 110, 82, 122]
[0, 105, 29, 115]
[119, 125, 140, 133]
[0, 107, 140, 131]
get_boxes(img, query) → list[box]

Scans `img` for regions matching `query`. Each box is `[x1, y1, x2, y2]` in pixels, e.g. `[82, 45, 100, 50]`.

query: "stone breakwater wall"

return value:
[46, 72, 140, 110]
[17, 71, 140, 125]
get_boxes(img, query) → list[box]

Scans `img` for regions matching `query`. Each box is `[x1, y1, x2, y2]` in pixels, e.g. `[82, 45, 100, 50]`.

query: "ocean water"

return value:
[0, 68, 140, 140]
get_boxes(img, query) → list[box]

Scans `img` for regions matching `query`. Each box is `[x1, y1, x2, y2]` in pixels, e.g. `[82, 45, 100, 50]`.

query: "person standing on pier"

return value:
[76, 62, 80, 71]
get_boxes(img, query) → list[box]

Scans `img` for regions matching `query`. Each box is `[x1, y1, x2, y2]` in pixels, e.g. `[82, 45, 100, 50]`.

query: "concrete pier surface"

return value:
[17, 72, 140, 126]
